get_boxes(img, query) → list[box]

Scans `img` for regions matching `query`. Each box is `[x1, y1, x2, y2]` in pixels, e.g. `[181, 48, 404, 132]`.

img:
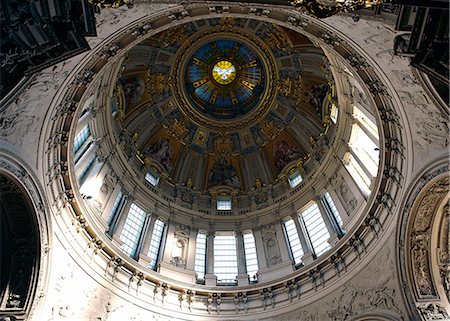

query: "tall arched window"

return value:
[345, 105, 380, 196]
[284, 218, 304, 265]
[243, 231, 258, 282]
[349, 124, 379, 177]
[300, 203, 331, 257]
[119, 203, 147, 257]
[214, 232, 238, 284]
[194, 232, 207, 281]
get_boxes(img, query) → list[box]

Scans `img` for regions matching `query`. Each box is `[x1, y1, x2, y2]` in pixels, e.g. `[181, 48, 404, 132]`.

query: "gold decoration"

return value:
[259, 119, 283, 142]
[277, 78, 293, 96]
[163, 118, 189, 143]
[146, 67, 172, 97]
[195, 130, 207, 144]
[214, 132, 233, 155]
[212, 61, 237, 85]
[219, 17, 234, 32]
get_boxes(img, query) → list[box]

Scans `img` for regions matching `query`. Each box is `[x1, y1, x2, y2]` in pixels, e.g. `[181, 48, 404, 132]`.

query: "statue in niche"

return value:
[170, 233, 188, 269]
[273, 140, 301, 172]
[145, 138, 173, 172]
[119, 76, 145, 104]
[207, 159, 240, 189]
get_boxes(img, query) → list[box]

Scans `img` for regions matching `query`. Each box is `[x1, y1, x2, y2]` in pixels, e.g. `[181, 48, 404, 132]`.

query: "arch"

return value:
[0, 152, 51, 321]
[397, 158, 450, 320]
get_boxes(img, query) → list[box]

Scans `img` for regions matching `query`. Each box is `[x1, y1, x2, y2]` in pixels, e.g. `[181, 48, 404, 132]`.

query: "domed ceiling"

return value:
[113, 17, 335, 195]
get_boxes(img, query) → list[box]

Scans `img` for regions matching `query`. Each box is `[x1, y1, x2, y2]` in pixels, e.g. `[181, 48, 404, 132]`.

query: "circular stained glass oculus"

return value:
[185, 39, 266, 121]
[212, 61, 236, 85]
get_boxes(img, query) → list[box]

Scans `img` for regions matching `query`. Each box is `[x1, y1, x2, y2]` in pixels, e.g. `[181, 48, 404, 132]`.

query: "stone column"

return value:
[236, 231, 249, 286]
[107, 193, 127, 236]
[186, 228, 198, 271]
[76, 109, 94, 133]
[253, 228, 267, 270]
[274, 222, 291, 263]
[292, 215, 315, 264]
[161, 221, 177, 264]
[111, 198, 132, 244]
[102, 184, 121, 223]
[204, 231, 217, 286]
[133, 213, 152, 260]
[316, 196, 340, 245]
[74, 142, 98, 177]
[138, 215, 157, 266]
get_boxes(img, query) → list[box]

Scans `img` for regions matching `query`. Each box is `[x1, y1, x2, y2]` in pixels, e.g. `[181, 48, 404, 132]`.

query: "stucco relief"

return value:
[0, 100, 39, 145]
[271, 236, 405, 321]
[262, 226, 282, 267]
[409, 177, 449, 299]
[271, 283, 403, 321]
[438, 205, 450, 301]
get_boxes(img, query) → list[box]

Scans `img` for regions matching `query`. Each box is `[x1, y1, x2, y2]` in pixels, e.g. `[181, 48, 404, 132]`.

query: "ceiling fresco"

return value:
[114, 17, 335, 193]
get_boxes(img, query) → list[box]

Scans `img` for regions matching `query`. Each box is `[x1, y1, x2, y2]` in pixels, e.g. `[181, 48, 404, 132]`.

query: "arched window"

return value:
[214, 232, 238, 284]
[194, 232, 207, 281]
[345, 105, 380, 196]
[284, 218, 304, 265]
[300, 203, 331, 257]
[243, 231, 258, 282]
[119, 203, 147, 257]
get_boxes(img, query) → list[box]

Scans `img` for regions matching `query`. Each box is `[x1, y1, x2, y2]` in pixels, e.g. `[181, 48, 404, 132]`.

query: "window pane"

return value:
[194, 232, 207, 280]
[284, 219, 304, 265]
[120, 203, 147, 257]
[243, 232, 258, 281]
[350, 124, 379, 177]
[145, 172, 159, 187]
[300, 203, 331, 257]
[74, 124, 91, 153]
[147, 219, 165, 270]
[289, 172, 303, 188]
[214, 234, 238, 284]
[324, 192, 344, 231]
[330, 103, 338, 123]
[353, 105, 378, 138]
[345, 153, 371, 195]
[217, 199, 232, 210]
